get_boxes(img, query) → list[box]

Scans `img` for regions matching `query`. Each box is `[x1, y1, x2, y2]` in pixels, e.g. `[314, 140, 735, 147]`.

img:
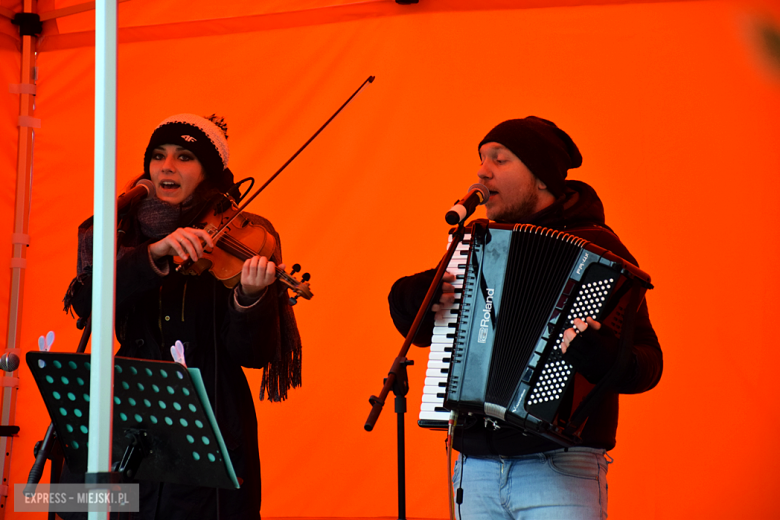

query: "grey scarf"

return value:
[76, 195, 197, 275]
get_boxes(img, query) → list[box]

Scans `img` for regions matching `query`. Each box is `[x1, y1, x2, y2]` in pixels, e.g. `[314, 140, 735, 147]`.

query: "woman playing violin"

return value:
[64, 114, 302, 520]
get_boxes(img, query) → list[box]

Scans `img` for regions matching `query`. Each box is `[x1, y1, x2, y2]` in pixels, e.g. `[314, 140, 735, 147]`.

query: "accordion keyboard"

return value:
[418, 233, 471, 428]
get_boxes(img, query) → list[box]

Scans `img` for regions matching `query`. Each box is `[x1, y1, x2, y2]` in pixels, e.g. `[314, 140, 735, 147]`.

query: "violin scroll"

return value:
[279, 264, 313, 306]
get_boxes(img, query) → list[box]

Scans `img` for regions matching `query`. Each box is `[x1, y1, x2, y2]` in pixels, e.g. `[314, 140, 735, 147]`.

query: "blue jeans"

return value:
[452, 448, 610, 520]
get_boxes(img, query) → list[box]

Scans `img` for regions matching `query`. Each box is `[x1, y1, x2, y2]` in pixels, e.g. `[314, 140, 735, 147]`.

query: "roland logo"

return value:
[477, 288, 495, 343]
[576, 252, 589, 275]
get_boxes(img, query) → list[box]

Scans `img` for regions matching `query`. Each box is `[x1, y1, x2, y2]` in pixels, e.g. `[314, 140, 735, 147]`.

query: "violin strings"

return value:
[217, 234, 285, 275]
[218, 235, 256, 259]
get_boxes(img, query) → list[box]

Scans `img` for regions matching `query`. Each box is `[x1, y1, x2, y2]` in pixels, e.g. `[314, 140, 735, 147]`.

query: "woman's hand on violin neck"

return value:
[149, 227, 214, 262]
[240, 256, 282, 298]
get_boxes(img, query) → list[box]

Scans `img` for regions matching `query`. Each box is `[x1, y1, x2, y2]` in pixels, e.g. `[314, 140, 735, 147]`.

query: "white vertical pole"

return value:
[89, 1, 116, 518]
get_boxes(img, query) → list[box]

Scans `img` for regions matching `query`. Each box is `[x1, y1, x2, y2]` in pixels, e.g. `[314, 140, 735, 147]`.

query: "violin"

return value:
[172, 75, 375, 304]
[174, 194, 313, 305]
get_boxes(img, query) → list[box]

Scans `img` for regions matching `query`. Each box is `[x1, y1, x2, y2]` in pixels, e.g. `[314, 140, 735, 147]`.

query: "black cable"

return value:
[457, 454, 466, 520]
[230, 177, 255, 204]
[212, 277, 221, 520]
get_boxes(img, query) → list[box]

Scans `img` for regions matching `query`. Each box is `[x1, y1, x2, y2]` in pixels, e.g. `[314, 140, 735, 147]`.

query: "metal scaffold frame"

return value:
[1, 0, 39, 516]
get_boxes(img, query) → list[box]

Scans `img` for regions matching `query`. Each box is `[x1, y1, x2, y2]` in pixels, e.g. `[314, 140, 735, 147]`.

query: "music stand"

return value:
[26, 352, 239, 490]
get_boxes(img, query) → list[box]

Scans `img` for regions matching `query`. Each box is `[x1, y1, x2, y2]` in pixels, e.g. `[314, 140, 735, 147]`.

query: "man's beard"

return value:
[489, 189, 540, 223]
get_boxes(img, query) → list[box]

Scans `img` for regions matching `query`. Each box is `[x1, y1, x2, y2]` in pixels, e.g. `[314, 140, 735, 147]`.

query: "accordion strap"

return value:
[563, 281, 644, 439]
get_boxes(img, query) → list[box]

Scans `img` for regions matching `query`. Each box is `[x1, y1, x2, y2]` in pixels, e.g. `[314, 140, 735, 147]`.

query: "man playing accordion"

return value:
[388, 117, 662, 520]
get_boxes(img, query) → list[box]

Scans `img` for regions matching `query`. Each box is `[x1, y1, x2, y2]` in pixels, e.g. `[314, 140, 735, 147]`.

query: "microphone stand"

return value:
[365, 221, 467, 520]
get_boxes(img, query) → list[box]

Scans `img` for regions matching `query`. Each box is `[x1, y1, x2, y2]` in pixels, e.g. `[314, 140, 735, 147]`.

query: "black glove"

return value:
[562, 325, 621, 384]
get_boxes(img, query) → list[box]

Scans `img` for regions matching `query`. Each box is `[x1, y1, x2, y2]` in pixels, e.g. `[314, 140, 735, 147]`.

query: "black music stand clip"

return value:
[26, 352, 239, 491]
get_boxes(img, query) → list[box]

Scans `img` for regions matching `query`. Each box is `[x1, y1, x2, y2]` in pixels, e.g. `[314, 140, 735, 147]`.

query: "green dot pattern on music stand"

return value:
[26, 352, 237, 489]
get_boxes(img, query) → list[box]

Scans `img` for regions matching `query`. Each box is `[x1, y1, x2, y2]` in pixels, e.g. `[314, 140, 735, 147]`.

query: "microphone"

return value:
[445, 183, 489, 225]
[117, 179, 155, 215]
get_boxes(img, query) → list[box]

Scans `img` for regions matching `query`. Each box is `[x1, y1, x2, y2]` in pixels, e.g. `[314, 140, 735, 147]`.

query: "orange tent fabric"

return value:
[2, 0, 780, 518]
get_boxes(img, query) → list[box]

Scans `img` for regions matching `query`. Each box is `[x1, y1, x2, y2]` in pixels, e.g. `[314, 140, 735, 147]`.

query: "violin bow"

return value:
[210, 75, 375, 242]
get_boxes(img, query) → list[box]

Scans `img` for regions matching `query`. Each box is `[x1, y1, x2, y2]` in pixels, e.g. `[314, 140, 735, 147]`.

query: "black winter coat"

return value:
[65, 212, 291, 519]
[388, 180, 662, 456]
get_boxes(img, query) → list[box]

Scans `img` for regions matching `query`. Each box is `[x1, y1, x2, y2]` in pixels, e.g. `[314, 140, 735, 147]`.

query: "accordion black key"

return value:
[418, 220, 652, 446]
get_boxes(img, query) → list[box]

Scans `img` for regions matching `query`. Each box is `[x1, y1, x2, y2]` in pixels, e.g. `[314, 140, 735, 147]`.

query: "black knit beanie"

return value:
[143, 114, 234, 193]
[478, 116, 582, 198]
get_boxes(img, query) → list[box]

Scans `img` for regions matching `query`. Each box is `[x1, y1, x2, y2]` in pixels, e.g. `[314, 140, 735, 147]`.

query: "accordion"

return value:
[418, 220, 652, 445]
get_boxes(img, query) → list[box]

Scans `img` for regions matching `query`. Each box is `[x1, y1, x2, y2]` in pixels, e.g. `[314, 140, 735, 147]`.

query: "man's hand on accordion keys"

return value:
[431, 271, 457, 313]
[562, 317, 625, 385]
[561, 317, 601, 354]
